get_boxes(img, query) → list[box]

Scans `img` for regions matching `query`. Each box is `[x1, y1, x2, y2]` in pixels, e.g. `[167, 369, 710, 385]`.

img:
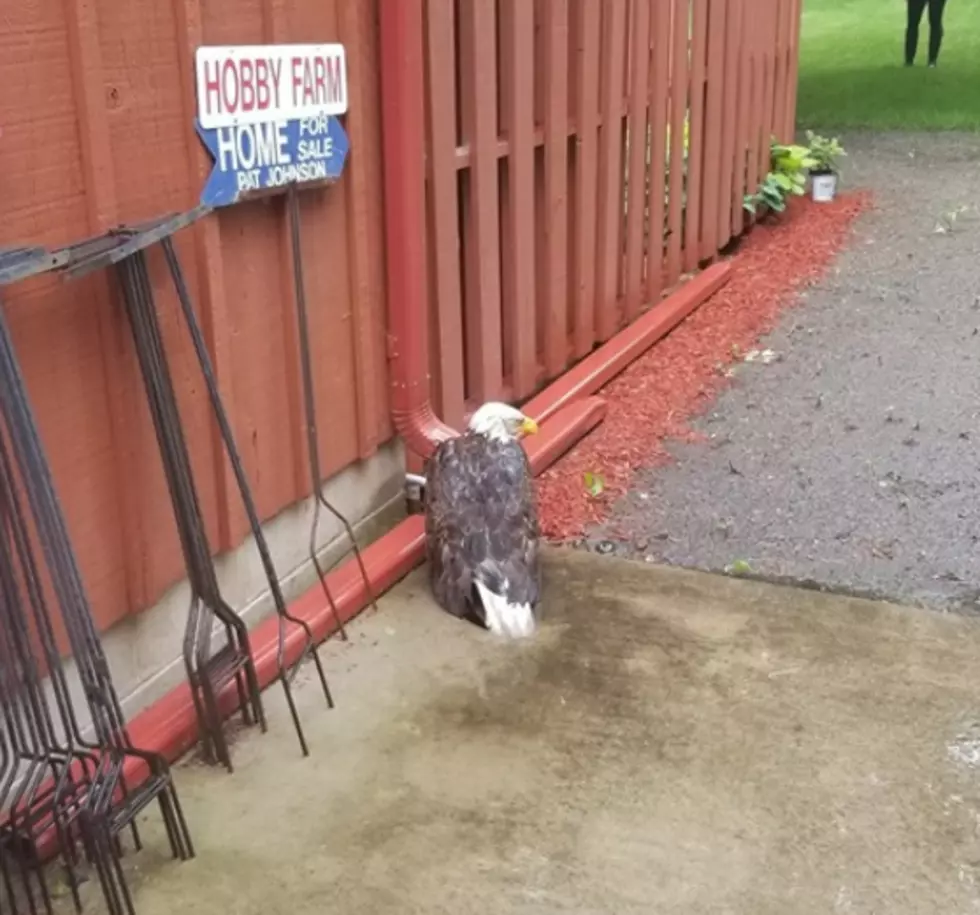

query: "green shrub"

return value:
[743, 140, 816, 216]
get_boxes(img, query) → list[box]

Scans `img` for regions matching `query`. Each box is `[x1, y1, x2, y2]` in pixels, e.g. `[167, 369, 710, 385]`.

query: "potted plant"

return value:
[743, 139, 814, 219]
[805, 131, 846, 203]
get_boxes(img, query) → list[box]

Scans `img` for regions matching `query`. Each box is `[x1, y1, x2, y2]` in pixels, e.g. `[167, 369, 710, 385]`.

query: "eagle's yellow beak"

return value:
[521, 416, 539, 436]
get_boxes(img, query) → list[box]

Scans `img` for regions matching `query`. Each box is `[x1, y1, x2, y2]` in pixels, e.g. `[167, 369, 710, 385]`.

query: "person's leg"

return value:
[927, 0, 948, 65]
[906, 0, 928, 64]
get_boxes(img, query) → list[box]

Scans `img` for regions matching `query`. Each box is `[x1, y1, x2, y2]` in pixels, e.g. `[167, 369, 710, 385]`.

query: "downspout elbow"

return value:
[389, 384, 457, 462]
[392, 405, 456, 463]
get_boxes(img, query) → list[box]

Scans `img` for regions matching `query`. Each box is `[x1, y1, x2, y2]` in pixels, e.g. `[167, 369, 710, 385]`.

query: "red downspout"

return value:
[378, 0, 458, 460]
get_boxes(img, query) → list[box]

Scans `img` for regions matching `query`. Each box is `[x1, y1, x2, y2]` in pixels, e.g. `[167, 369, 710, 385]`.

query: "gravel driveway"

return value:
[600, 131, 980, 613]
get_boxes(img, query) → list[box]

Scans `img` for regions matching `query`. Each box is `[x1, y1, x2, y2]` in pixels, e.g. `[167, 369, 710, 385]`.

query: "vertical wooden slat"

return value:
[753, 0, 767, 188]
[746, 0, 760, 223]
[500, 0, 537, 399]
[541, 0, 569, 378]
[424, 187, 441, 442]
[418, 70, 437, 480]
[425, 0, 466, 428]
[771, 0, 788, 145]
[731, 0, 750, 236]
[683, 0, 708, 271]
[664, 0, 690, 287]
[769, 0, 780, 163]
[172, 0, 243, 549]
[64, 0, 146, 611]
[759, 0, 777, 186]
[64, 1, 117, 231]
[717, 0, 739, 249]
[773, 0, 784, 143]
[784, 0, 798, 138]
[261, 0, 308, 501]
[623, 0, 652, 323]
[781, 0, 795, 141]
[745, 1, 765, 197]
[699, 0, 725, 260]
[571, 0, 601, 358]
[781, 0, 800, 140]
[784, 0, 802, 140]
[594, 0, 627, 341]
[645, 0, 671, 305]
[459, 0, 503, 404]
[757, 0, 770, 188]
[340, 0, 384, 458]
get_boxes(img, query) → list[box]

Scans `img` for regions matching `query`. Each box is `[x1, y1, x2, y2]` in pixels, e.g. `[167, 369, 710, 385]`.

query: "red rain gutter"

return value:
[523, 261, 731, 425]
[34, 0, 730, 856]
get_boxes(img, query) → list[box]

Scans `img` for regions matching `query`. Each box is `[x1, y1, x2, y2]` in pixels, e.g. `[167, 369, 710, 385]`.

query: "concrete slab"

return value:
[71, 549, 980, 914]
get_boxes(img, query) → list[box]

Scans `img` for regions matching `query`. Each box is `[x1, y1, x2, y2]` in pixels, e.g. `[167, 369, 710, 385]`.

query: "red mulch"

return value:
[538, 192, 873, 542]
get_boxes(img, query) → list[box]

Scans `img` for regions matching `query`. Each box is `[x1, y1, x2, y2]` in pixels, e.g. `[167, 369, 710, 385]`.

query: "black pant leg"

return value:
[927, 0, 948, 63]
[906, 0, 929, 63]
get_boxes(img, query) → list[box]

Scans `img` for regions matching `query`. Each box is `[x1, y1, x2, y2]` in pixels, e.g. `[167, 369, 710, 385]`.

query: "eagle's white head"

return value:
[468, 402, 539, 443]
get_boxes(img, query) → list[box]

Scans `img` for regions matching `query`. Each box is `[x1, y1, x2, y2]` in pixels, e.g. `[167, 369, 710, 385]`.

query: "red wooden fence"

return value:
[420, 0, 801, 429]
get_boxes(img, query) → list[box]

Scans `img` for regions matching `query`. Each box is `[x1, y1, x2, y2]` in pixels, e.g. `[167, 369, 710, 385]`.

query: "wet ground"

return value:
[67, 549, 980, 914]
[594, 131, 980, 613]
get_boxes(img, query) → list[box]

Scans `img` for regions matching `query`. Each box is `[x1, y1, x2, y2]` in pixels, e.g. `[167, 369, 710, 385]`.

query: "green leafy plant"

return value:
[743, 138, 816, 216]
[723, 558, 754, 576]
[805, 130, 846, 176]
[583, 471, 605, 498]
[744, 173, 792, 215]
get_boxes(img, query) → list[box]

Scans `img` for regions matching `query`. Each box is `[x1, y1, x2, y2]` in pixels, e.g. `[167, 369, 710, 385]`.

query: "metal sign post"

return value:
[160, 236, 336, 753]
[285, 183, 379, 638]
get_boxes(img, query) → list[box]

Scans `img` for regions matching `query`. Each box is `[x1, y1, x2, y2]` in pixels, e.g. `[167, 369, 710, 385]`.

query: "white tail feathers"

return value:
[473, 580, 536, 639]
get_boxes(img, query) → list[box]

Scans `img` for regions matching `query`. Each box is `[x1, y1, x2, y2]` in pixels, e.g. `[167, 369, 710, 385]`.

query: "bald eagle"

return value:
[421, 402, 541, 638]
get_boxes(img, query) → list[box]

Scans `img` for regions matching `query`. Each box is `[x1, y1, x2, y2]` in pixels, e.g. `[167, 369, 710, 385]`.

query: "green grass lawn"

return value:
[796, 0, 980, 131]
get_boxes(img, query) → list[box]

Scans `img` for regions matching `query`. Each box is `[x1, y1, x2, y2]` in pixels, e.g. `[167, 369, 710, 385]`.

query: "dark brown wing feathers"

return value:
[424, 431, 540, 620]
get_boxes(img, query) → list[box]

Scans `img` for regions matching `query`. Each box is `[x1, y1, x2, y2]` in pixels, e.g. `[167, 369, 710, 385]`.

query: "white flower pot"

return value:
[811, 172, 837, 203]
